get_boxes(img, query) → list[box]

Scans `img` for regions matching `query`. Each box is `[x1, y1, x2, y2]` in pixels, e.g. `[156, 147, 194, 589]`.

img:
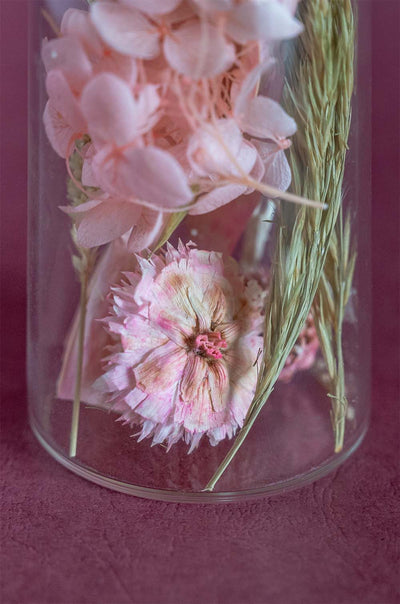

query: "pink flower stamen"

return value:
[194, 331, 227, 360]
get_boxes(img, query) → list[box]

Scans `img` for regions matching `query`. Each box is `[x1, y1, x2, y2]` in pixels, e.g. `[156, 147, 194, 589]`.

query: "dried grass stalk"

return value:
[204, 0, 355, 491]
[67, 150, 98, 457]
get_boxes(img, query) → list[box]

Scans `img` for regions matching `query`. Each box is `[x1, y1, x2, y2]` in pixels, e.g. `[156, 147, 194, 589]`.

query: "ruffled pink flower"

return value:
[96, 242, 265, 451]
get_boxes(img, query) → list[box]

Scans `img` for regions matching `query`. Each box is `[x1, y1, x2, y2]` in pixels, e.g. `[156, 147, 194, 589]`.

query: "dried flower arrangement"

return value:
[41, 0, 356, 491]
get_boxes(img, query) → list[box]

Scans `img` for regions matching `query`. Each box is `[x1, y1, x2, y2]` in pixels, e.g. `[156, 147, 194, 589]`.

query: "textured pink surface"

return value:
[1, 2, 399, 603]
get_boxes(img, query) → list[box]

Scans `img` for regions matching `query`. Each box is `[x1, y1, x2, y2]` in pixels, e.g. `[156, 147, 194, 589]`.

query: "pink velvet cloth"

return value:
[1, 2, 399, 603]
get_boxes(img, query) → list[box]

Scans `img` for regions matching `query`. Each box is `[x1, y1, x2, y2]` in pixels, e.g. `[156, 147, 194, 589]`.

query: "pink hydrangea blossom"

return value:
[96, 242, 265, 451]
[42, 0, 302, 251]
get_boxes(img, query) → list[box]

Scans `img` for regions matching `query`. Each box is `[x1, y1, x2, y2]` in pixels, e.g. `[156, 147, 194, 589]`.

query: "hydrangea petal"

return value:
[46, 70, 86, 132]
[233, 59, 274, 119]
[43, 101, 75, 159]
[95, 146, 193, 209]
[237, 95, 297, 141]
[189, 139, 258, 215]
[226, 0, 303, 44]
[81, 144, 98, 187]
[61, 7, 137, 83]
[192, 0, 233, 11]
[254, 141, 292, 191]
[42, 37, 92, 92]
[81, 73, 139, 147]
[91, 2, 160, 59]
[128, 209, 164, 252]
[189, 183, 248, 215]
[187, 119, 243, 178]
[61, 8, 104, 56]
[65, 199, 142, 248]
[120, 0, 182, 15]
[163, 22, 235, 78]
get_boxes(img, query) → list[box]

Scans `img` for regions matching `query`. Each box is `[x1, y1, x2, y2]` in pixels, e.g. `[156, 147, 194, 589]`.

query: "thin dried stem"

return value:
[69, 262, 88, 457]
[66, 149, 98, 457]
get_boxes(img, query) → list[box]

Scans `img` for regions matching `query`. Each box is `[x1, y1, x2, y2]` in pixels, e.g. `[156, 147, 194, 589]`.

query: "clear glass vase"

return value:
[28, 0, 371, 502]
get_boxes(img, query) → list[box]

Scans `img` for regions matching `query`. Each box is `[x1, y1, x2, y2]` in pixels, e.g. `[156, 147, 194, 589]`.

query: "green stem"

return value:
[333, 246, 347, 453]
[69, 268, 88, 458]
[203, 390, 272, 492]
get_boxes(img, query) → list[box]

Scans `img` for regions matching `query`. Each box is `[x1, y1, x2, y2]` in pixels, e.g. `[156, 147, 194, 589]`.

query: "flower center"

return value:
[194, 331, 227, 360]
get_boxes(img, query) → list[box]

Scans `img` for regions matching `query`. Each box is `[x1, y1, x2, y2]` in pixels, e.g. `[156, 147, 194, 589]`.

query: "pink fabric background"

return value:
[1, 1, 399, 603]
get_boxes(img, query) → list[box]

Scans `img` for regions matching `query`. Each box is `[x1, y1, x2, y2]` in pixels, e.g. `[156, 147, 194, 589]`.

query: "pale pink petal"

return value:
[226, 1, 303, 44]
[79, 200, 142, 248]
[60, 198, 102, 216]
[206, 362, 229, 412]
[151, 421, 182, 447]
[81, 144, 99, 187]
[148, 270, 202, 335]
[163, 22, 235, 78]
[120, 316, 170, 360]
[181, 356, 228, 415]
[253, 141, 292, 191]
[233, 59, 274, 119]
[187, 120, 243, 178]
[189, 183, 248, 215]
[237, 95, 297, 142]
[61, 8, 138, 83]
[192, 0, 233, 11]
[99, 364, 133, 391]
[90, 2, 160, 59]
[134, 84, 161, 133]
[229, 376, 256, 426]
[279, 0, 300, 16]
[94, 146, 193, 209]
[81, 73, 138, 147]
[43, 100, 75, 158]
[122, 387, 147, 409]
[63, 198, 142, 247]
[164, 3, 197, 24]
[61, 8, 104, 57]
[188, 138, 258, 215]
[93, 52, 138, 85]
[41, 37, 92, 92]
[249, 146, 266, 183]
[134, 341, 187, 394]
[179, 354, 207, 403]
[134, 394, 174, 425]
[128, 208, 164, 252]
[126, 257, 158, 307]
[120, 0, 182, 15]
[237, 139, 259, 175]
[177, 360, 229, 432]
[46, 70, 86, 132]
